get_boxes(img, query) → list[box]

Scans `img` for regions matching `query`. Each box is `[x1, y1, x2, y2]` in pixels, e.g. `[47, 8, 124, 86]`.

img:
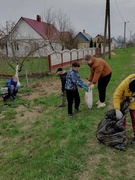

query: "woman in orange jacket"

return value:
[113, 74, 135, 144]
[84, 54, 112, 108]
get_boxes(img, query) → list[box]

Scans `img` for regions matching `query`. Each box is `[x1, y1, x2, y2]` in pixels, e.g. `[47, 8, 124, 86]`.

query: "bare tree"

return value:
[0, 9, 77, 75]
[0, 21, 51, 73]
[57, 10, 77, 49]
[42, 8, 77, 50]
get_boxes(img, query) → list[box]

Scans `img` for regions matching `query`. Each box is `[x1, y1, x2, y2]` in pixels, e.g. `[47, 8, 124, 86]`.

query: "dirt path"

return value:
[21, 78, 61, 100]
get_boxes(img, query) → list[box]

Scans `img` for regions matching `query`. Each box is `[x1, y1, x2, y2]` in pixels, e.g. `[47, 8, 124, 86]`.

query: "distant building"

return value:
[95, 34, 112, 48]
[74, 30, 96, 49]
[112, 37, 122, 48]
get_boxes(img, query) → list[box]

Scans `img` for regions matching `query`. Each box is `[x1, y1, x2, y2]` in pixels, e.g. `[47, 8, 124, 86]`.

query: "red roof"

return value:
[21, 16, 60, 40]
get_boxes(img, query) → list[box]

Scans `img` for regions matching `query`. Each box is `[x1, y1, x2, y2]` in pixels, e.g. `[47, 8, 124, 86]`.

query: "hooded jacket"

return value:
[88, 57, 112, 84]
[113, 74, 135, 110]
[65, 68, 86, 91]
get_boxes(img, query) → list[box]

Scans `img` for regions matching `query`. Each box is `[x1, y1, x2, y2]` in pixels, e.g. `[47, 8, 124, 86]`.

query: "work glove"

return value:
[81, 83, 88, 92]
[90, 83, 95, 90]
[115, 109, 123, 120]
[129, 97, 135, 102]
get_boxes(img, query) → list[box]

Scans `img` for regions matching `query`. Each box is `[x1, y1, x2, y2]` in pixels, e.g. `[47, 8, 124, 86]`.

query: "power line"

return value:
[114, 0, 125, 22]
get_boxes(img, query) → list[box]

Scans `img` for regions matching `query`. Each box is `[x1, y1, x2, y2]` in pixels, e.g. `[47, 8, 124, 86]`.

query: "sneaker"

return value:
[68, 114, 73, 118]
[57, 104, 65, 108]
[97, 102, 106, 108]
[74, 108, 81, 113]
[2, 96, 6, 102]
[96, 100, 100, 105]
[13, 95, 16, 99]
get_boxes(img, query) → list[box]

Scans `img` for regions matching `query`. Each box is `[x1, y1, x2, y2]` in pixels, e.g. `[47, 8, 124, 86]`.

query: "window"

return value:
[83, 44, 86, 48]
[14, 43, 19, 50]
[34, 42, 39, 50]
[0, 43, 5, 50]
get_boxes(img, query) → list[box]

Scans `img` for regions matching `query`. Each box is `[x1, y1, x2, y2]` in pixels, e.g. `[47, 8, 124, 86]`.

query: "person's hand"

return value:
[90, 83, 95, 89]
[115, 109, 123, 120]
[87, 81, 91, 86]
[129, 97, 135, 102]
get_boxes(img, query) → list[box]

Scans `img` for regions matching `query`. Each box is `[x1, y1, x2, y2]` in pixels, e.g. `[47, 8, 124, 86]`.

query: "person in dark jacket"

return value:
[56, 68, 67, 108]
[2, 75, 18, 101]
[65, 61, 88, 118]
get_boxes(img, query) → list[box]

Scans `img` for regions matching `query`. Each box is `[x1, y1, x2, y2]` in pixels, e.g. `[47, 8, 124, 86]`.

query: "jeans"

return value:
[4, 86, 18, 100]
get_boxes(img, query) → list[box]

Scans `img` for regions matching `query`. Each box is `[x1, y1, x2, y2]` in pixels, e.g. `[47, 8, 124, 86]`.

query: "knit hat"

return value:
[56, 68, 63, 73]
[129, 78, 135, 92]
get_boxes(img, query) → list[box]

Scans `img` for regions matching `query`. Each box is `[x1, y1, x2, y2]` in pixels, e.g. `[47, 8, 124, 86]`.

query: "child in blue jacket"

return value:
[2, 76, 18, 101]
[65, 61, 88, 117]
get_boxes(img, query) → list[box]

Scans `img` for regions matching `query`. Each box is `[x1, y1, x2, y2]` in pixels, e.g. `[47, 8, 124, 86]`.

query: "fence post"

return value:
[48, 54, 52, 72]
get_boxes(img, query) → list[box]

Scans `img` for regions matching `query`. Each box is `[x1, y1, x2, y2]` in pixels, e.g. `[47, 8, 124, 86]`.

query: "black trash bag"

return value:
[96, 98, 130, 150]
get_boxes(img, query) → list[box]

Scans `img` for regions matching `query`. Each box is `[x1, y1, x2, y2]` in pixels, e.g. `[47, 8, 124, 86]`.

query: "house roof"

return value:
[95, 34, 104, 39]
[112, 37, 122, 44]
[81, 32, 92, 41]
[17, 16, 60, 40]
[75, 31, 92, 42]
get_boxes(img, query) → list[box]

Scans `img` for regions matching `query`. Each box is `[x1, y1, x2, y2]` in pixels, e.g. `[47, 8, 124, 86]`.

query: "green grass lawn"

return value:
[0, 47, 135, 180]
[0, 57, 49, 76]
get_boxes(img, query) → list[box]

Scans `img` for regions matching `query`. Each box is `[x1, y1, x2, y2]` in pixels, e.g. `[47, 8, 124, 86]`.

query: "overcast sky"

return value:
[0, 0, 135, 40]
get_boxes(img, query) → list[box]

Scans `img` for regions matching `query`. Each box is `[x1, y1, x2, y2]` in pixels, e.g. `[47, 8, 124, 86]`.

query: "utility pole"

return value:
[123, 22, 126, 48]
[123, 21, 129, 48]
[130, 30, 132, 41]
[103, 0, 111, 59]
[108, 0, 111, 59]
[103, 0, 107, 59]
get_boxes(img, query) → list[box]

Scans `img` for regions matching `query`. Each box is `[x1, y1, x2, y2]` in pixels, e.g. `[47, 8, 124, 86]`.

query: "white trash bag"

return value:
[85, 87, 93, 109]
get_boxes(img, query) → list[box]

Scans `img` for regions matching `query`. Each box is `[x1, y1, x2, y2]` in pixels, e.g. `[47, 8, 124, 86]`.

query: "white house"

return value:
[111, 37, 122, 49]
[0, 15, 62, 57]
